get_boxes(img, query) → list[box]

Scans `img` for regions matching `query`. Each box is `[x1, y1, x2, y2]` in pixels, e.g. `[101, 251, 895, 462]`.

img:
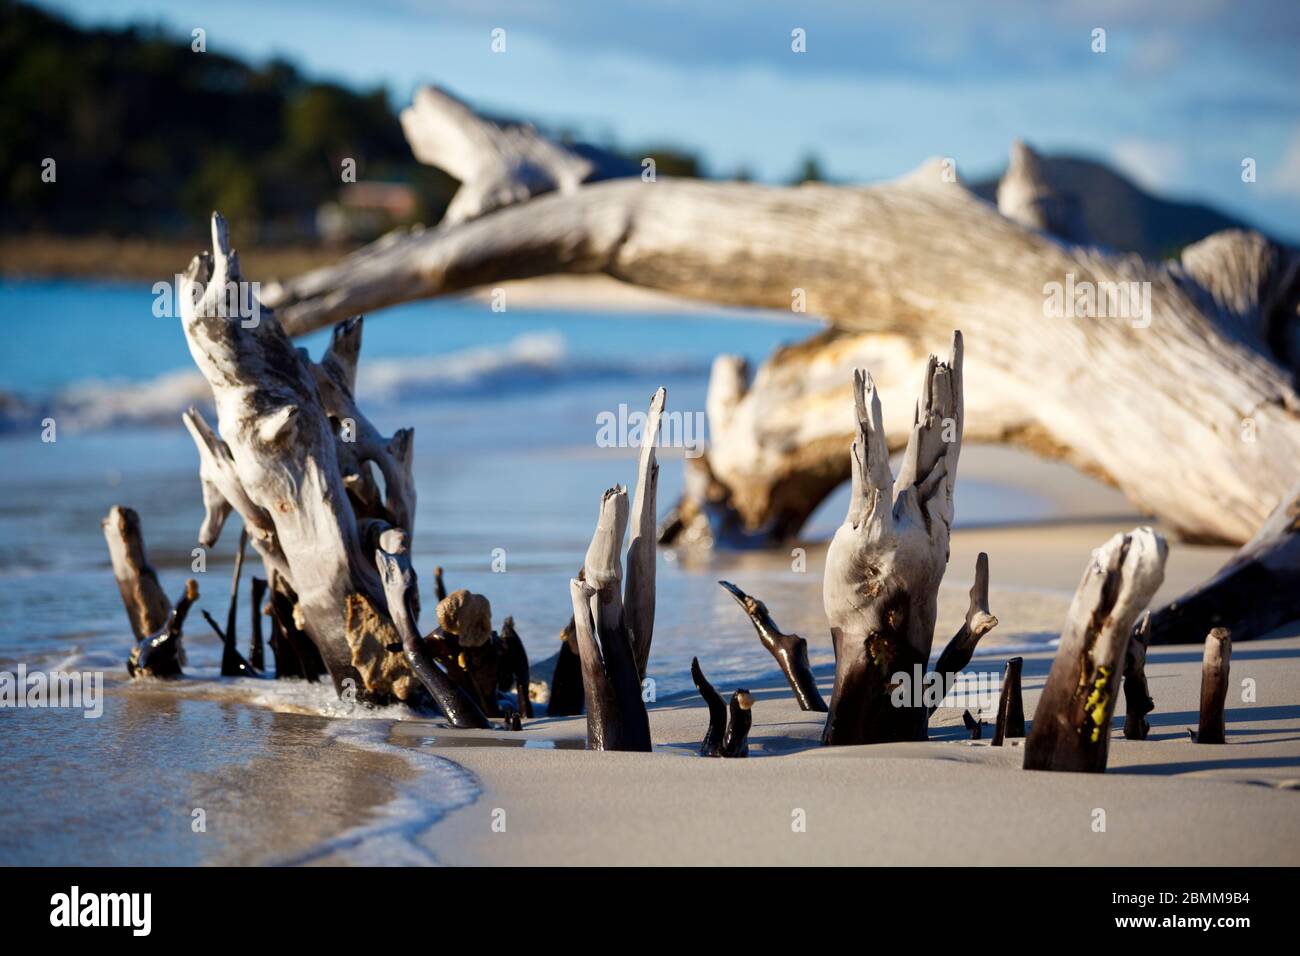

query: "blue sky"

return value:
[42, 0, 1300, 239]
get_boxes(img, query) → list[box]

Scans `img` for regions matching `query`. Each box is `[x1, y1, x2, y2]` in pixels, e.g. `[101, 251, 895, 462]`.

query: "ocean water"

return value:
[0, 279, 1053, 864]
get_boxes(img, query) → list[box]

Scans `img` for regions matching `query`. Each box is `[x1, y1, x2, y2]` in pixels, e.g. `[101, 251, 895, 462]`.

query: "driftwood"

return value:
[178, 215, 425, 705]
[429, 587, 498, 713]
[962, 710, 983, 740]
[375, 530, 490, 728]
[821, 337, 965, 746]
[264, 571, 327, 681]
[200, 527, 256, 677]
[997, 139, 1085, 242]
[929, 551, 999, 711]
[398, 86, 636, 227]
[263, 91, 1300, 549]
[128, 579, 198, 679]
[260, 87, 1300, 640]
[566, 390, 664, 751]
[1024, 528, 1168, 773]
[1196, 627, 1232, 744]
[1122, 612, 1155, 740]
[722, 691, 754, 758]
[105, 504, 201, 679]
[201, 609, 255, 677]
[690, 658, 752, 758]
[544, 619, 585, 717]
[717, 580, 826, 711]
[249, 576, 266, 672]
[569, 488, 652, 752]
[626, 388, 664, 679]
[417, 577, 531, 718]
[1147, 484, 1300, 644]
[991, 656, 1024, 747]
[691, 657, 726, 757]
[102, 506, 171, 641]
[499, 618, 532, 718]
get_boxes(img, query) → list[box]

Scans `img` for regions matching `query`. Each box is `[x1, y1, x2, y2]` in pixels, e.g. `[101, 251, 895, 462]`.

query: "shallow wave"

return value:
[273, 721, 480, 866]
[0, 332, 708, 434]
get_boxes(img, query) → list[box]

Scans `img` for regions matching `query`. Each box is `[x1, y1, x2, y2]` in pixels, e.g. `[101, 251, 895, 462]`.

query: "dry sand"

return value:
[398, 463, 1300, 866]
[413, 625, 1300, 866]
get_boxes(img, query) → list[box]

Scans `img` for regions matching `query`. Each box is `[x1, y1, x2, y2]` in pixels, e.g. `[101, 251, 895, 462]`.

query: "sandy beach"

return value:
[262, 452, 1297, 867]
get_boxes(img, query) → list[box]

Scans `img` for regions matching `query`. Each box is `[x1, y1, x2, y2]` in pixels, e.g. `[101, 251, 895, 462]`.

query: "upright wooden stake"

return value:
[249, 576, 267, 672]
[991, 656, 1024, 746]
[1196, 628, 1232, 744]
[102, 506, 171, 641]
[1123, 612, 1155, 740]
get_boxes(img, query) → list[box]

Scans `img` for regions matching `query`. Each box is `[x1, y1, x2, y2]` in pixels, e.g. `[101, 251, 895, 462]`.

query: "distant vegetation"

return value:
[0, 0, 706, 245]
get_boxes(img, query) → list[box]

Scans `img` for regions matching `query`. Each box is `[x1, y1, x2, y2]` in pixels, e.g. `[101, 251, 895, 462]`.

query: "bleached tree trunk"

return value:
[177, 213, 459, 708]
[263, 94, 1300, 556]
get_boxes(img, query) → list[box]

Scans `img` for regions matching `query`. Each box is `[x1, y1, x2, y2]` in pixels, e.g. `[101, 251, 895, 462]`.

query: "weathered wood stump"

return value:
[1196, 627, 1232, 744]
[1024, 528, 1167, 773]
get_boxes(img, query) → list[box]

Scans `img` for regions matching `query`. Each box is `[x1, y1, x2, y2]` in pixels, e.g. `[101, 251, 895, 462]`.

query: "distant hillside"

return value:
[0, 1, 704, 246]
[970, 156, 1251, 260]
[0, 0, 463, 242]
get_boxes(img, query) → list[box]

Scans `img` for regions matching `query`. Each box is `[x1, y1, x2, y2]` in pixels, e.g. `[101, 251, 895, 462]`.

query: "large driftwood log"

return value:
[262, 91, 1300, 560]
[399, 86, 636, 226]
[1146, 483, 1300, 644]
[1024, 528, 1168, 773]
[821, 335, 965, 745]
